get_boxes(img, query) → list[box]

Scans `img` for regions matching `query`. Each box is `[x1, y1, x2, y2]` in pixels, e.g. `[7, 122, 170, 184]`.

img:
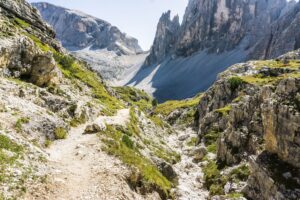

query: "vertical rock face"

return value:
[196, 50, 300, 199]
[146, 0, 291, 65]
[144, 11, 180, 66]
[249, 1, 300, 59]
[32, 2, 143, 55]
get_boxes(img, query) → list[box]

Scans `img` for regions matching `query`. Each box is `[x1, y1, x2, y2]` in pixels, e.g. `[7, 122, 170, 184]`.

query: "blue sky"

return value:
[27, 0, 188, 50]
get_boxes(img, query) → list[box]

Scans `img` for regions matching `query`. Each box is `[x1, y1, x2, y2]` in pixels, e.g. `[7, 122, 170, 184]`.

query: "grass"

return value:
[253, 60, 300, 70]
[149, 115, 166, 128]
[127, 108, 141, 136]
[154, 94, 202, 117]
[203, 161, 250, 196]
[54, 53, 122, 114]
[15, 117, 30, 133]
[24, 33, 53, 53]
[225, 192, 243, 198]
[153, 146, 181, 164]
[0, 135, 23, 153]
[114, 86, 153, 112]
[229, 164, 250, 182]
[14, 18, 30, 29]
[203, 160, 222, 190]
[239, 59, 300, 86]
[54, 127, 67, 140]
[207, 143, 217, 153]
[215, 105, 232, 116]
[203, 129, 221, 146]
[240, 74, 281, 86]
[0, 134, 23, 184]
[186, 137, 198, 147]
[100, 125, 172, 198]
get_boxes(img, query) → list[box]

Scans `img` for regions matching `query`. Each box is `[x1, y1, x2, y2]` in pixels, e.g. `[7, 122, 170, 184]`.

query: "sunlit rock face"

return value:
[32, 2, 143, 55]
[146, 0, 293, 65]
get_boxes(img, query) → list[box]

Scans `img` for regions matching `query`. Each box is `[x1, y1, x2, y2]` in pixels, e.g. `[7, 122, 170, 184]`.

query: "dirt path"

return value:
[24, 109, 157, 200]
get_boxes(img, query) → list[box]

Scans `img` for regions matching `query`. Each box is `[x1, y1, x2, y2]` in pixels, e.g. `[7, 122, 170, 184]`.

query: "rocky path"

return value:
[24, 109, 154, 200]
[168, 128, 209, 200]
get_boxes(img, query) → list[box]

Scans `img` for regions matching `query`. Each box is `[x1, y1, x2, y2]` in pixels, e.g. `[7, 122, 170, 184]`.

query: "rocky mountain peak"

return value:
[145, 0, 292, 66]
[32, 2, 143, 55]
[144, 10, 180, 66]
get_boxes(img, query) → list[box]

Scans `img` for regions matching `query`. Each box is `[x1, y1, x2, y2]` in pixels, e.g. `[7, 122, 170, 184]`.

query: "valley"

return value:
[0, 0, 299, 200]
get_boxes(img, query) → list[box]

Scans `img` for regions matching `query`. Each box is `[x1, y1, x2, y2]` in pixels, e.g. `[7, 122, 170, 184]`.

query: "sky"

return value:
[27, 0, 189, 50]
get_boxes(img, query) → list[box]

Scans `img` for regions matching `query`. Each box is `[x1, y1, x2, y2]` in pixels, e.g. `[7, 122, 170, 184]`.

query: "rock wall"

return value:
[197, 49, 300, 199]
[146, 0, 292, 66]
[144, 11, 179, 66]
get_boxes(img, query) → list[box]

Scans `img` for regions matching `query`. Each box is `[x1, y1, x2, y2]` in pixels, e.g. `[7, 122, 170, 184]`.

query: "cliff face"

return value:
[32, 2, 143, 55]
[147, 0, 292, 64]
[144, 11, 180, 66]
[249, 1, 300, 59]
[196, 49, 300, 199]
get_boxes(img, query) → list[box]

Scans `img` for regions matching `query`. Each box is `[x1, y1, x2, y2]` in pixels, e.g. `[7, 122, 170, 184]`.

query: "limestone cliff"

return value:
[144, 11, 180, 66]
[196, 49, 300, 199]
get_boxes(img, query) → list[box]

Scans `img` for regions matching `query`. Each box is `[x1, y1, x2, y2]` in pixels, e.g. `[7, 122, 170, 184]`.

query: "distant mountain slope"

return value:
[32, 2, 147, 84]
[32, 2, 142, 55]
[128, 0, 300, 101]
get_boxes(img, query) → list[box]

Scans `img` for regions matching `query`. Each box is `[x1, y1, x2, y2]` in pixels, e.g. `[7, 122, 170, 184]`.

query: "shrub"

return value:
[152, 99, 158, 107]
[228, 77, 244, 91]
[203, 161, 221, 189]
[44, 139, 52, 148]
[229, 164, 250, 181]
[122, 135, 134, 149]
[54, 127, 67, 140]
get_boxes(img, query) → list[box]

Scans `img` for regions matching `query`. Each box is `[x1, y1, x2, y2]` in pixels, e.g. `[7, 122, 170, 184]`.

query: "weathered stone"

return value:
[84, 124, 103, 134]
[192, 147, 207, 163]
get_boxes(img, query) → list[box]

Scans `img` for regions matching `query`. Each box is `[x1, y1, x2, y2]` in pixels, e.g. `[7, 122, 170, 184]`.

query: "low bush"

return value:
[54, 127, 67, 140]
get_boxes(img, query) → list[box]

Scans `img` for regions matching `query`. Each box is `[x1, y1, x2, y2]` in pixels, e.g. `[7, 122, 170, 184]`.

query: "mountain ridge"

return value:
[32, 2, 143, 55]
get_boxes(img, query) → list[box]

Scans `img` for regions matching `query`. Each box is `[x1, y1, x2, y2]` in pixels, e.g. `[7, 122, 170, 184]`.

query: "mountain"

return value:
[1, 0, 300, 199]
[128, 0, 300, 101]
[32, 2, 147, 83]
[32, 2, 142, 55]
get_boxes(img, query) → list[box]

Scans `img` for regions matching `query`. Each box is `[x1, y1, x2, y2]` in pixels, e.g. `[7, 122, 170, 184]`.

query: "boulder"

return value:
[192, 147, 207, 163]
[84, 123, 104, 134]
